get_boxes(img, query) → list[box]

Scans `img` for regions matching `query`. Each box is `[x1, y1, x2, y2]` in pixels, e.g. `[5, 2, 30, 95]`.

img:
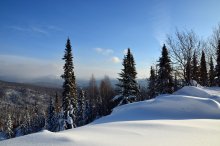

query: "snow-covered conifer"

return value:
[116, 48, 139, 105]
[6, 113, 13, 138]
[77, 89, 86, 126]
[199, 50, 208, 86]
[147, 66, 157, 98]
[209, 56, 215, 86]
[61, 38, 77, 129]
[157, 44, 174, 94]
[192, 51, 199, 83]
[46, 97, 56, 132]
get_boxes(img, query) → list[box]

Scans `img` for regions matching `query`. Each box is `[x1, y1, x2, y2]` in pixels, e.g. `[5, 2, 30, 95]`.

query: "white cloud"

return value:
[94, 48, 114, 55]
[95, 48, 103, 53]
[31, 26, 48, 35]
[47, 25, 63, 31]
[9, 25, 49, 35]
[75, 65, 119, 79]
[111, 56, 121, 63]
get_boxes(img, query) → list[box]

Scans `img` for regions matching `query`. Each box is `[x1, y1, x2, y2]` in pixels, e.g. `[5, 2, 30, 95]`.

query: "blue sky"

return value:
[0, 0, 220, 81]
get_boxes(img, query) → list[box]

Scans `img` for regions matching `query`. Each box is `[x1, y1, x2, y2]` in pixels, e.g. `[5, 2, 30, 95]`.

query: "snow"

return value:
[174, 86, 220, 102]
[67, 111, 73, 125]
[1, 86, 220, 146]
[1, 120, 220, 146]
[93, 95, 220, 124]
[112, 94, 122, 100]
[0, 132, 6, 141]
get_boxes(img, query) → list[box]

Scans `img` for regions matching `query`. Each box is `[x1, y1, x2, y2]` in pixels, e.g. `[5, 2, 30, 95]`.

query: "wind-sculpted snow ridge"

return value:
[93, 93, 220, 124]
[174, 86, 220, 102]
[1, 86, 220, 146]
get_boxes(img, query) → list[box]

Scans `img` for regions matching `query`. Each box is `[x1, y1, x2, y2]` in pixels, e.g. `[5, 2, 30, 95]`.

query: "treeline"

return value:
[147, 24, 220, 98]
[113, 24, 220, 104]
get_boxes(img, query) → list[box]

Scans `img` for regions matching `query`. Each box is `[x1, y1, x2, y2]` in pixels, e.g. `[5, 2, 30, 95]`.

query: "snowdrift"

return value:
[94, 91, 220, 124]
[1, 86, 220, 146]
[174, 86, 220, 102]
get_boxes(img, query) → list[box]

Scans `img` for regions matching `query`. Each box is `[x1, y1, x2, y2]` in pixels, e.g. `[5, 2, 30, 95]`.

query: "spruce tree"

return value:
[216, 40, 220, 86]
[81, 90, 86, 125]
[22, 107, 31, 135]
[116, 48, 139, 105]
[49, 93, 64, 132]
[6, 113, 13, 138]
[61, 38, 77, 129]
[192, 51, 199, 83]
[46, 97, 56, 132]
[199, 50, 208, 86]
[209, 56, 215, 86]
[77, 89, 86, 126]
[117, 55, 130, 97]
[157, 44, 174, 94]
[147, 66, 157, 98]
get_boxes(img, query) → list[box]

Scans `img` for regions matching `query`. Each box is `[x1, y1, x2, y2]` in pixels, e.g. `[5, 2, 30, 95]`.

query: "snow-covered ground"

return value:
[1, 86, 220, 146]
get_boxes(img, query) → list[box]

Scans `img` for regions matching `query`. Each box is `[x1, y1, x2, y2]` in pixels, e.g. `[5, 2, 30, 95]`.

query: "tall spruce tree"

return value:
[116, 48, 139, 105]
[216, 40, 220, 86]
[147, 66, 157, 98]
[192, 51, 199, 83]
[157, 44, 174, 94]
[209, 56, 215, 86]
[199, 50, 208, 86]
[61, 38, 77, 129]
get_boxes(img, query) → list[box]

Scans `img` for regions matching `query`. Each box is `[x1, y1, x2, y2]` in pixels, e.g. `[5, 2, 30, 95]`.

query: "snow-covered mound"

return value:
[1, 86, 220, 146]
[174, 86, 220, 102]
[174, 86, 211, 98]
[94, 90, 220, 124]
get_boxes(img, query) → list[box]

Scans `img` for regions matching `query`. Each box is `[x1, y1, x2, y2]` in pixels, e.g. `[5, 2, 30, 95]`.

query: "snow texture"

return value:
[1, 86, 220, 146]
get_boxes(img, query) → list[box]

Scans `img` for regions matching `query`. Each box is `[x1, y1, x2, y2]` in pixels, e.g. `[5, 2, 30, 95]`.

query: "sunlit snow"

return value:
[1, 86, 220, 146]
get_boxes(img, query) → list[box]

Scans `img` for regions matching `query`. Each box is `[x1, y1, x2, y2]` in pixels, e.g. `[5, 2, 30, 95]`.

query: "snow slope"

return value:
[1, 86, 220, 146]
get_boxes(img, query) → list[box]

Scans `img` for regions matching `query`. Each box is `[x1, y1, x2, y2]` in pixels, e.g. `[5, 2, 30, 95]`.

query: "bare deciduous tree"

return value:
[166, 29, 201, 84]
[209, 23, 220, 61]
